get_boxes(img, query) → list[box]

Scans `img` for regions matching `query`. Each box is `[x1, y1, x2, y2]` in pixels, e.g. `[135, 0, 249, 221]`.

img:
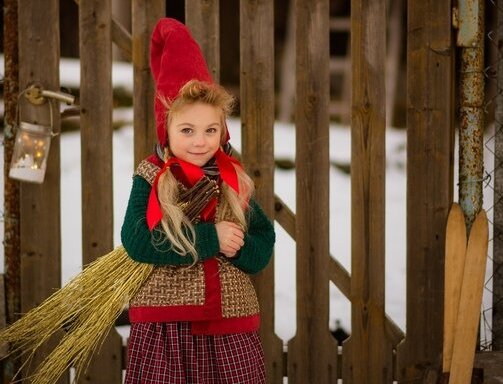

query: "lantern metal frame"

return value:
[8, 83, 75, 183]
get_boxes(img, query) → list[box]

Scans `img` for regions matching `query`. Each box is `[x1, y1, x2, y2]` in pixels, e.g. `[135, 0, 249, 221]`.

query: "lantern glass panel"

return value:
[9, 121, 52, 183]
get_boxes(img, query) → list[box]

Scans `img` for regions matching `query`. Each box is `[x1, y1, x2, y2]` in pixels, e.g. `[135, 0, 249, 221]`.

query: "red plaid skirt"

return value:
[124, 322, 266, 384]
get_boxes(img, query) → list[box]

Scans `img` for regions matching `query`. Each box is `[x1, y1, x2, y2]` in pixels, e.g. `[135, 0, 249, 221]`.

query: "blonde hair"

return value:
[155, 80, 255, 262]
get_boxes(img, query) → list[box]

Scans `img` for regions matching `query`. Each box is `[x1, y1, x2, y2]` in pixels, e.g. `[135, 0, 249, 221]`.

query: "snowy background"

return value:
[0, 57, 494, 346]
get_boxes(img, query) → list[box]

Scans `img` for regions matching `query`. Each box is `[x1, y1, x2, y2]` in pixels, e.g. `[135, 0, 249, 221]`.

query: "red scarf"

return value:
[146, 148, 241, 230]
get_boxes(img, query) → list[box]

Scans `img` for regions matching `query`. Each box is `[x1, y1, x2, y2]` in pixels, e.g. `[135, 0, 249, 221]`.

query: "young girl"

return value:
[0, 17, 273, 384]
[121, 18, 275, 383]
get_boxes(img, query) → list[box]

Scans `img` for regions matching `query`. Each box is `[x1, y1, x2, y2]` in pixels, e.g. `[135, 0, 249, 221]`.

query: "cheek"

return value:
[166, 135, 184, 155]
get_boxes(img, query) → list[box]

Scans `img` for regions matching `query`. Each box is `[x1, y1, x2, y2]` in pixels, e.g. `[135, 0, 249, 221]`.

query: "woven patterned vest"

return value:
[128, 159, 260, 334]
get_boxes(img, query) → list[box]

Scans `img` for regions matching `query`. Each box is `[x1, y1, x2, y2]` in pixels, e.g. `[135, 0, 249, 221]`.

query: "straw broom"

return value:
[0, 245, 154, 384]
[1, 177, 218, 382]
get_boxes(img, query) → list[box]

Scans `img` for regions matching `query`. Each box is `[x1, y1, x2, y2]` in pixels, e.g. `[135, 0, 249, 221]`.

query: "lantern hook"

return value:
[24, 83, 75, 106]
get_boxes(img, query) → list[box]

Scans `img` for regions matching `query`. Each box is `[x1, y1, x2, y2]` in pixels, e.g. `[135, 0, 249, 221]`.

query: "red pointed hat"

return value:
[146, 18, 241, 230]
[150, 18, 213, 147]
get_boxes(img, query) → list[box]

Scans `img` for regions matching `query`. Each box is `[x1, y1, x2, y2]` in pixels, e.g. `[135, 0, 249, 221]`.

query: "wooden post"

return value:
[397, 1, 454, 381]
[18, 1, 68, 382]
[79, 1, 122, 382]
[287, 0, 338, 382]
[343, 0, 393, 382]
[240, 1, 283, 383]
[278, 2, 295, 122]
[185, 0, 220, 83]
[385, 0, 404, 127]
[3, 0, 20, 326]
[112, 0, 131, 61]
[132, 0, 165, 167]
[474, 352, 503, 381]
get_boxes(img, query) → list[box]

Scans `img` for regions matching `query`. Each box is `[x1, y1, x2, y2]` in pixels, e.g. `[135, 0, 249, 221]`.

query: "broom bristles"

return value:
[0, 245, 154, 384]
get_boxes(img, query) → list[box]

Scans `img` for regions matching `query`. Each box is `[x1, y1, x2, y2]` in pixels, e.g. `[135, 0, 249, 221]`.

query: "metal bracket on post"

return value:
[24, 83, 76, 106]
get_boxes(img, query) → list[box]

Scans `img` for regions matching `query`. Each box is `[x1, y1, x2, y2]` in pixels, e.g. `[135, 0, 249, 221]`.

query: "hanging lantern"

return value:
[9, 121, 53, 183]
[9, 84, 75, 184]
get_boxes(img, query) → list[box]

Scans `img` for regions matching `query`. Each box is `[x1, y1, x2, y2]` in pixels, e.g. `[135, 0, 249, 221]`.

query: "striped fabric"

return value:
[124, 322, 266, 384]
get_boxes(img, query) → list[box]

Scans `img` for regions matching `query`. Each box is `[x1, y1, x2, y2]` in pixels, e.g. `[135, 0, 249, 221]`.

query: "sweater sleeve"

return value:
[229, 199, 276, 274]
[120, 175, 220, 265]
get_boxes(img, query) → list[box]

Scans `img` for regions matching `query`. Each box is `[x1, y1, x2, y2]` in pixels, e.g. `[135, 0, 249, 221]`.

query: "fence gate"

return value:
[8, 0, 503, 383]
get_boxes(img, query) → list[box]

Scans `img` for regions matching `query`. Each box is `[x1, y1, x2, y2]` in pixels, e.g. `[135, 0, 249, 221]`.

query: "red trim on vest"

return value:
[129, 305, 218, 323]
[129, 258, 224, 323]
[191, 315, 261, 335]
[202, 258, 222, 318]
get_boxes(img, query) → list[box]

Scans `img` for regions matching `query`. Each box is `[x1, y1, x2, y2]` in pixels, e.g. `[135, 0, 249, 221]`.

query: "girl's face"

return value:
[167, 102, 224, 167]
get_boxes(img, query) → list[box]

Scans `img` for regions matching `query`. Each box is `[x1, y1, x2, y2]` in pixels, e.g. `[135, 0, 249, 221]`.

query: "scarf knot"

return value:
[146, 148, 241, 230]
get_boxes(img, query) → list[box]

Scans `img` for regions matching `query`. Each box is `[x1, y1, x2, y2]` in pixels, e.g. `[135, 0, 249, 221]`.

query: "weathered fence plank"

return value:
[3, 0, 20, 330]
[18, 1, 68, 382]
[0, 276, 6, 358]
[287, 0, 338, 382]
[239, 1, 283, 383]
[397, 0, 455, 381]
[274, 196, 295, 238]
[112, 18, 132, 60]
[185, 0, 220, 83]
[474, 352, 503, 383]
[79, 1, 122, 382]
[132, 0, 165, 167]
[343, 0, 393, 382]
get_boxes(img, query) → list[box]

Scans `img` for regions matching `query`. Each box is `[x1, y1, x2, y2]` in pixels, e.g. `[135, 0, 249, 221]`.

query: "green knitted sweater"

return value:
[121, 175, 275, 274]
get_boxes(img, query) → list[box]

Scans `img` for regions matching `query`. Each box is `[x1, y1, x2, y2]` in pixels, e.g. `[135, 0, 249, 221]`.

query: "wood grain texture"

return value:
[80, 0, 113, 262]
[18, 1, 67, 381]
[449, 210, 488, 384]
[474, 351, 503, 383]
[185, 0, 220, 83]
[3, 0, 20, 334]
[343, 0, 393, 382]
[111, 18, 132, 60]
[239, 1, 283, 382]
[0, 276, 6, 358]
[79, 1, 122, 382]
[397, 0, 455, 381]
[443, 203, 467, 373]
[287, 0, 338, 382]
[132, 0, 165, 166]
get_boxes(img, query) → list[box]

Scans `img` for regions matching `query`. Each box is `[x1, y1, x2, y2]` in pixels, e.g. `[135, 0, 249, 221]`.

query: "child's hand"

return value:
[215, 221, 244, 258]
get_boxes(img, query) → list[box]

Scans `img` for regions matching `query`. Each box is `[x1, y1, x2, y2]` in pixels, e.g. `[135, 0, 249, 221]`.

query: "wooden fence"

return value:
[11, 0, 461, 382]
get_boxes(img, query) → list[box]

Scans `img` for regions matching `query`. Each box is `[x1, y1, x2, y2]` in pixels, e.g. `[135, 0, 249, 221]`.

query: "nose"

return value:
[193, 133, 206, 146]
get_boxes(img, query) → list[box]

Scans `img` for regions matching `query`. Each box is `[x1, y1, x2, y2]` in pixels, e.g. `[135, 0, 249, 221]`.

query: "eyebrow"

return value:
[176, 122, 221, 127]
